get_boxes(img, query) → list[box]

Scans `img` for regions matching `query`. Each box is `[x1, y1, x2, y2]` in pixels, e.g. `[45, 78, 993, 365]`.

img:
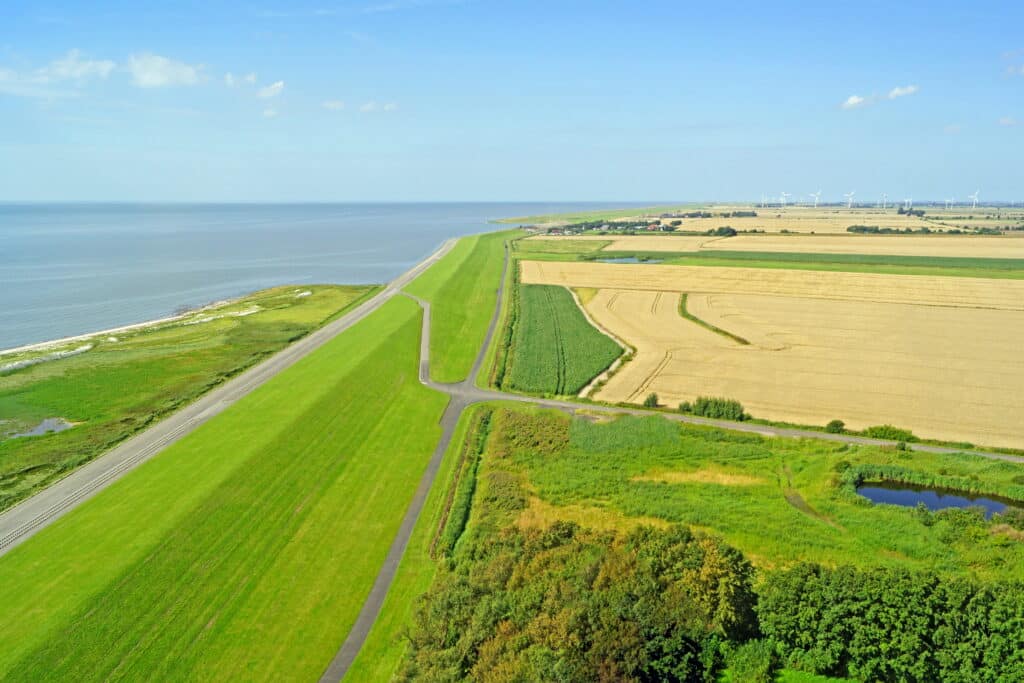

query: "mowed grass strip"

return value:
[344, 404, 489, 682]
[405, 231, 519, 383]
[504, 285, 621, 395]
[0, 296, 449, 681]
[0, 284, 377, 511]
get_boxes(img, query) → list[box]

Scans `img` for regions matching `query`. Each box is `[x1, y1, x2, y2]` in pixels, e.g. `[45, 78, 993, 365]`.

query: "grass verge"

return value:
[0, 284, 378, 512]
[406, 231, 520, 383]
[678, 292, 750, 345]
[0, 296, 449, 681]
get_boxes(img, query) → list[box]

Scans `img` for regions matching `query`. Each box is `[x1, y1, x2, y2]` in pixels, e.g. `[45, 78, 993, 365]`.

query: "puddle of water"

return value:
[858, 481, 1021, 519]
[596, 257, 664, 264]
[8, 418, 75, 439]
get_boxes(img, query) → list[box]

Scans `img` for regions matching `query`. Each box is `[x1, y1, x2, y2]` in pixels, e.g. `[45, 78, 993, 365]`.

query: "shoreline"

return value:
[0, 294, 251, 357]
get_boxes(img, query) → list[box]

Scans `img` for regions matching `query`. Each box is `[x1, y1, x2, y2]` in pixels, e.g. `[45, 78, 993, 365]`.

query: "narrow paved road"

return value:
[324, 238, 1024, 681]
[0, 239, 458, 558]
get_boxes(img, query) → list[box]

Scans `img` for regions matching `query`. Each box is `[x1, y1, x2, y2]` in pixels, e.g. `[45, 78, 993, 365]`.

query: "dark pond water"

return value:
[596, 256, 664, 264]
[858, 482, 1021, 519]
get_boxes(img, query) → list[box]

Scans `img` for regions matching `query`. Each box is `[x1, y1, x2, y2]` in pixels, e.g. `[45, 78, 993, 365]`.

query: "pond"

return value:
[4, 417, 76, 439]
[596, 257, 664, 264]
[857, 481, 1021, 519]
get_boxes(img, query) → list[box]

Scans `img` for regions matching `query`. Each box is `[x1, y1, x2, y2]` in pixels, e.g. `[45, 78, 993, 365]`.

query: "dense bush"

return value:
[681, 397, 748, 421]
[863, 424, 918, 442]
[725, 639, 779, 683]
[435, 411, 492, 556]
[401, 523, 758, 682]
[643, 392, 659, 407]
[757, 563, 1024, 682]
[825, 419, 845, 434]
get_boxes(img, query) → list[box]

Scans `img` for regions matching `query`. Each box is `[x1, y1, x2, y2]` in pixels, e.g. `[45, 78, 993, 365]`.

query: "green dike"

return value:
[0, 295, 449, 681]
[504, 284, 622, 395]
[0, 284, 378, 512]
[405, 230, 520, 383]
[345, 404, 488, 682]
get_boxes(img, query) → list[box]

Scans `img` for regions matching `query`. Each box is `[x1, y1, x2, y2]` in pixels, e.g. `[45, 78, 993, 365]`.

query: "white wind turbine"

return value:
[843, 191, 855, 209]
[969, 190, 980, 209]
[904, 198, 913, 210]
[809, 190, 821, 208]
[780, 192, 791, 208]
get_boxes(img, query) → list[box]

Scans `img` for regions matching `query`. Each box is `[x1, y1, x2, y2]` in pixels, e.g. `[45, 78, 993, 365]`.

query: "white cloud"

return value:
[263, 108, 278, 118]
[887, 84, 919, 99]
[244, 72, 257, 85]
[225, 72, 236, 87]
[323, 100, 346, 110]
[128, 53, 202, 88]
[359, 100, 399, 113]
[841, 95, 867, 110]
[999, 116, 1019, 127]
[38, 50, 115, 83]
[1008, 65, 1024, 77]
[226, 71, 257, 87]
[943, 124, 962, 134]
[258, 80, 284, 98]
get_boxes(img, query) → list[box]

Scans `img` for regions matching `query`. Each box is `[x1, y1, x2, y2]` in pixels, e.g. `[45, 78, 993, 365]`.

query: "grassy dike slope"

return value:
[405, 230, 519, 383]
[0, 296, 449, 681]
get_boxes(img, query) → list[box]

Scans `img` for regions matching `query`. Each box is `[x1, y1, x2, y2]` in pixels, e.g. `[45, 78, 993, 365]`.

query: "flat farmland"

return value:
[521, 261, 1024, 448]
[520, 260, 1024, 309]
[582, 234, 1024, 259]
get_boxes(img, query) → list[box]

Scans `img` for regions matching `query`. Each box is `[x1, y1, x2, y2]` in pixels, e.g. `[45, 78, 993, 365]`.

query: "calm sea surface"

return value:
[0, 202, 632, 349]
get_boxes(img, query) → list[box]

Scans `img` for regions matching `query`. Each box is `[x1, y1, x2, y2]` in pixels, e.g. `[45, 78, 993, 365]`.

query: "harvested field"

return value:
[521, 261, 1024, 448]
[520, 261, 1024, 311]
[591, 234, 1024, 259]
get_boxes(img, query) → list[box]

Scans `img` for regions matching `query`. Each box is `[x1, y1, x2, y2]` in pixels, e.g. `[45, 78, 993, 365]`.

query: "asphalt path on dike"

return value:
[0, 238, 459, 558]
[322, 241, 1024, 682]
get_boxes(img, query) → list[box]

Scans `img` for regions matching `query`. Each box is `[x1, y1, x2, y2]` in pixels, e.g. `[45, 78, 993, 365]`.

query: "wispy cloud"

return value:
[1008, 64, 1024, 77]
[225, 71, 258, 88]
[840, 95, 867, 110]
[359, 100, 399, 112]
[0, 50, 115, 98]
[323, 100, 345, 110]
[263, 108, 278, 118]
[943, 123, 962, 134]
[840, 84, 919, 110]
[887, 84, 918, 99]
[999, 116, 1019, 127]
[258, 80, 284, 98]
[362, 0, 465, 14]
[128, 53, 202, 88]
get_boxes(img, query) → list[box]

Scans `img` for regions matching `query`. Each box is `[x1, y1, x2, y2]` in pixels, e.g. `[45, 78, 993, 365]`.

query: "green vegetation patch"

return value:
[0, 284, 377, 511]
[406, 231, 519, 383]
[0, 296, 449, 681]
[503, 284, 622, 395]
[490, 409, 1024, 579]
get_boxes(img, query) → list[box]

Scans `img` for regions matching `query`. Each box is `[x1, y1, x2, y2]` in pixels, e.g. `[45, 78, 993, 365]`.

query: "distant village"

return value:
[538, 210, 759, 236]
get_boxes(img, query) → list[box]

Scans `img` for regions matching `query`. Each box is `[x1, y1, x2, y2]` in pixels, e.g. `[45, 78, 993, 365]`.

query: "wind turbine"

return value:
[809, 190, 821, 208]
[945, 197, 955, 210]
[780, 192, 791, 208]
[969, 190, 980, 209]
[903, 198, 913, 210]
[843, 191, 855, 209]
[881, 193, 888, 210]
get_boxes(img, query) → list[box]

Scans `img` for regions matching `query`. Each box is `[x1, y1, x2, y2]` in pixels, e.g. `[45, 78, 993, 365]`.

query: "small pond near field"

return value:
[857, 481, 1021, 519]
[596, 257, 664, 264]
[3, 418, 75, 439]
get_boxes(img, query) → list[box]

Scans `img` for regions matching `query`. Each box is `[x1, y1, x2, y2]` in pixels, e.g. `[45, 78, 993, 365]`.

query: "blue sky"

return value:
[1, 0, 1021, 202]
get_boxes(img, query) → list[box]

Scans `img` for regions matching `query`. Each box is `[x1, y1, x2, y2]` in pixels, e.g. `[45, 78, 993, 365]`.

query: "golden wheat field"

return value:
[587, 234, 1024, 258]
[521, 260, 1024, 448]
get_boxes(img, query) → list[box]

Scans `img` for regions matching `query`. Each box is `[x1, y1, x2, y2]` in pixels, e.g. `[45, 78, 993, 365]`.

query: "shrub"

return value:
[726, 639, 780, 683]
[678, 401, 692, 413]
[643, 392, 659, 408]
[691, 396, 748, 421]
[825, 419, 845, 434]
[863, 424, 918, 442]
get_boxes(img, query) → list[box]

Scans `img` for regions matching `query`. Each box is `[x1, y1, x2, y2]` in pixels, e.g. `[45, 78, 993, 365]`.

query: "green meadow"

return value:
[0, 284, 376, 511]
[0, 296, 449, 681]
[405, 230, 520, 383]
